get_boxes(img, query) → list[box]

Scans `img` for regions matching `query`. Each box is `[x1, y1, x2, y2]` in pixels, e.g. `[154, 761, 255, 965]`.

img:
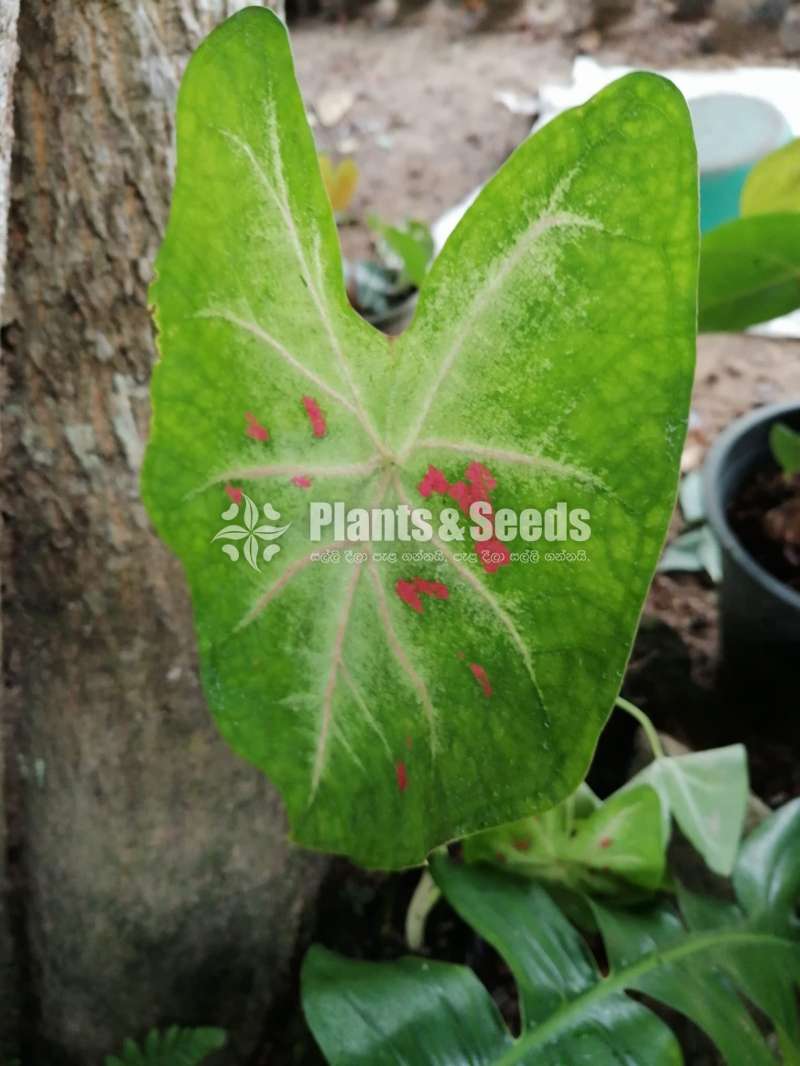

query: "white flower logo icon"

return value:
[212, 495, 290, 572]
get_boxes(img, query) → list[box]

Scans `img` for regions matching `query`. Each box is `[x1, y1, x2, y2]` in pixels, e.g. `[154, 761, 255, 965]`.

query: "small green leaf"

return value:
[368, 216, 434, 287]
[741, 138, 800, 216]
[698, 213, 800, 332]
[628, 744, 748, 876]
[465, 783, 666, 896]
[142, 8, 698, 867]
[103, 1027, 226, 1066]
[658, 524, 722, 582]
[770, 422, 800, 477]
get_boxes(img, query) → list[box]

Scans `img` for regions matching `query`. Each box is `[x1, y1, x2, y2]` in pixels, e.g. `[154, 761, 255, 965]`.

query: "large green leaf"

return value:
[464, 782, 667, 897]
[302, 947, 513, 1065]
[627, 744, 747, 876]
[142, 7, 698, 867]
[698, 213, 800, 332]
[741, 138, 800, 216]
[303, 853, 800, 1065]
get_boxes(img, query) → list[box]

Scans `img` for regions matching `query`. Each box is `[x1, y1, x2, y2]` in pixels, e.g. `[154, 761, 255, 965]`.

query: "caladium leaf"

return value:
[142, 8, 698, 867]
[464, 782, 667, 898]
[627, 744, 748, 876]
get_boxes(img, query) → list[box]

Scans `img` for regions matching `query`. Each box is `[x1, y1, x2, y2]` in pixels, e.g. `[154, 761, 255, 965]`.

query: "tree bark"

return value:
[2, 2, 321, 1063]
[0, 3, 22, 1058]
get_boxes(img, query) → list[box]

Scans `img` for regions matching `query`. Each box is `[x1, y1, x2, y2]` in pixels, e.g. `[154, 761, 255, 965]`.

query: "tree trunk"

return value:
[0, 2, 21, 1058]
[2, 2, 321, 1063]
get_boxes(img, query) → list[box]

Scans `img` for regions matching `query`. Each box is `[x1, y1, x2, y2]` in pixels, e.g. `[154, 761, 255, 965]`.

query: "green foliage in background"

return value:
[464, 738, 748, 911]
[105, 1027, 226, 1066]
[464, 782, 668, 902]
[698, 136, 800, 333]
[367, 216, 434, 287]
[698, 213, 800, 332]
[770, 421, 800, 477]
[302, 800, 800, 1066]
[741, 138, 800, 216]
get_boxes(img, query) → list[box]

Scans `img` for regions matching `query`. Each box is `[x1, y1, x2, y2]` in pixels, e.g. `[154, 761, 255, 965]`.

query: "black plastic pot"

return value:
[703, 400, 800, 700]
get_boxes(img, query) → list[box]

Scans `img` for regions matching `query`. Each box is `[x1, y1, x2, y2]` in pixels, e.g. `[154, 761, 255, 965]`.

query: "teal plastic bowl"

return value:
[688, 93, 792, 233]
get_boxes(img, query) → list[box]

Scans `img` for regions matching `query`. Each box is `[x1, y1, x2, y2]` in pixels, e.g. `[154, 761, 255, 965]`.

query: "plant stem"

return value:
[615, 696, 665, 761]
[405, 868, 442, 952]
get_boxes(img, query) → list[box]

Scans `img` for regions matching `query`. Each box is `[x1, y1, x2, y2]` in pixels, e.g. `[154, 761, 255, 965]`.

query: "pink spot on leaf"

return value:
[599, 836, 613, 849]
[395, 579, 423, 614]
[467, 461, 496, 497]
[291, 475, 312, 488]
[418, 464, 450, 498]
[469, 663, 492, 698]
[302, 395, 327, 438]
[395, 577, 449, 613]
[448, 480, 473, 512]
[512, 837, 531, 852]
[414, 579, 449, 602]
[415, 459, 510, 574]
[476, 538, 511, 574]
[396, 761, 408, 792]
[225, 485, 243, 505]
[244, 411, 269, 442]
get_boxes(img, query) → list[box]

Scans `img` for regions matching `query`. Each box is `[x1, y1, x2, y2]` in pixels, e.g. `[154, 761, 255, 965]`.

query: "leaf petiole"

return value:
[615, 697, 665, 762]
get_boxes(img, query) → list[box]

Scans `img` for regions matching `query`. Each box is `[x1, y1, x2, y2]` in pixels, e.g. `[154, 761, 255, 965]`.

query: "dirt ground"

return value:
[265, 11, 800, 1062]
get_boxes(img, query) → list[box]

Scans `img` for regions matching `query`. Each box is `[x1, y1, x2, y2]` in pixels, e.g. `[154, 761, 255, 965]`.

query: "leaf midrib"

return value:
[493, 929, 796, 1065]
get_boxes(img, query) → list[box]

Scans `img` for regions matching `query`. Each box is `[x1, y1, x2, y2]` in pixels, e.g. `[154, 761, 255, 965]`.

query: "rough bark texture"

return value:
[2, 2, 321, 1063]
[1, 3, 21, 1059]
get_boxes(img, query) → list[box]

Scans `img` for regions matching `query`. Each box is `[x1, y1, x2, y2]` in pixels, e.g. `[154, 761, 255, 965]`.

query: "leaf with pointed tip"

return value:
[141, 7, 698, 867]
[627, 744, 747, 876]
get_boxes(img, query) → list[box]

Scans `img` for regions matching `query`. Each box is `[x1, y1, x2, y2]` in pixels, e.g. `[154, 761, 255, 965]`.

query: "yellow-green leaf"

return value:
[142, 8, 698, 868]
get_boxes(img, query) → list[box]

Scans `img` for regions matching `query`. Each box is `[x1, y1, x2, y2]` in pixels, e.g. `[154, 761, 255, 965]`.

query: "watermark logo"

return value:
[309, 500, 591, 545]
[212, 494, 290, 572]
[211, 493, 592, 572]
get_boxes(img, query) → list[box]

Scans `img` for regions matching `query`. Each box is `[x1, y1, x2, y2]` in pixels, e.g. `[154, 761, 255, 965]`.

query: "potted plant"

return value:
[703, 400, 800, 699]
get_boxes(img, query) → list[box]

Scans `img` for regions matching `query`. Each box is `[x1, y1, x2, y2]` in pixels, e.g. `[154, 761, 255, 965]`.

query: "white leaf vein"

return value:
[219, 123, 386, 455]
